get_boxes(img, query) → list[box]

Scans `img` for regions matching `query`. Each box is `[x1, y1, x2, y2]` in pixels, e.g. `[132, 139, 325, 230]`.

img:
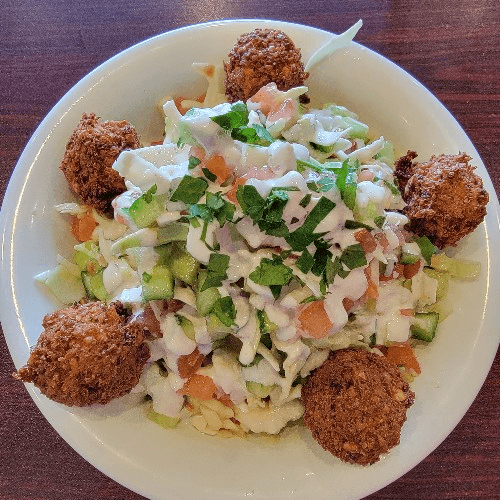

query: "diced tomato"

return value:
[174, 96, 189, 115]
[385, 342, 421, 374]
[267, 98, 297, 125]
[393, 263, 405, 277]
[403, 259, 422, 279]
[70, 211, 97, 242]
[342, 297, 355, 312]
[226, 178, 246, 203]
[215, 390, 233, 408]
[375, 232, 390, 251]
[400, 308, 414, 317]
[226, 165, 274, 203]
[179, 374, 217, 401]
[298, 300, 333, 338]
[354, 228, 377, 254]
[202, 155, 233, 184]
[177, 348, 205, 379]
[379, 263, 404, 282]
[190, 146, 206, 162]
[362, 266, 379, 301]
[379, 273, 393, 282]
[357, 170, 374, 182]
[248, 83, 280, 115]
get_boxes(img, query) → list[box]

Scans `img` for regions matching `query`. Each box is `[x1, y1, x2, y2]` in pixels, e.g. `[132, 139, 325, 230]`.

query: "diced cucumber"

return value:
[82, 269, 109, 301]
[423, 267, 450, 301]
[206, 313, 233, 336]
[156, 225, 190, 245]
[176, 315, 195, 340]
[353, 200, 382, 223]
[400, 242, 420, 265]
[374, 140, 395, 165]
[111, 228, 159, 255]
[196, 270, 220, 316]
[257, 310, 278, 334]
[323, 103, 358, 118]
[177, 119, 198, 146]
[431, 254, 481, 280]
[246, 381, 274, 398]
[154, 244, 174, 266]
[142, 266, 174, 301]
[147, 407, 180, 429]
[127, 190, 168, 229]
[73, 241, 103, 273]
[341, 116, 369, 139]
[422, 299, 453, 322]
[400, 253, 419, 265]
[35, 265, 86, 305]
[111, 224, 189, 255]
[169, 245, 199, 285]
[410, 311, 440, 342]
[310, 142, 335, 153]
[73, 251, 103, 275]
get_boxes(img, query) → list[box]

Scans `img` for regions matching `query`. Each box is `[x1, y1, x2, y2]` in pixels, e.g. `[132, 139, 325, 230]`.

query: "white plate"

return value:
[1, 19, 499, 500]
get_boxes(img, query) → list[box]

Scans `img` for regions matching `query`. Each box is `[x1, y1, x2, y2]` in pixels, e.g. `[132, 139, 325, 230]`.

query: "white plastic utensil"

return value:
[305, 19, 363, 72]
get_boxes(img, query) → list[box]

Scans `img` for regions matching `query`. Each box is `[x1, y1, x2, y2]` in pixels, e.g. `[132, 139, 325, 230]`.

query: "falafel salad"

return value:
[14, 23, 489, 467]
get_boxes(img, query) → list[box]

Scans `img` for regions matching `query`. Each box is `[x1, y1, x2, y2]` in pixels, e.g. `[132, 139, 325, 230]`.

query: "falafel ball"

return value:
[301, 349, 414, 466]
[394, 151, 489, 248]
[60, 113, 140, 214]
[14, 302, 150, 407]
[224, 28, 309, 103]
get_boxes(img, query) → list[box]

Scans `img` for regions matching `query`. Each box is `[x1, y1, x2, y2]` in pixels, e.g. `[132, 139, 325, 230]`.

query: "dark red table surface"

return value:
[1, 1, 499, 499]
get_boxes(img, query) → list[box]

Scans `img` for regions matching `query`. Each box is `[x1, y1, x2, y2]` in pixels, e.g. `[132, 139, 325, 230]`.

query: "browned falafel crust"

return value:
[224, 29, 309, 103]
[60, 113, 140, 214]
[394, 151, 489, 249]
[301, 349, 414, 466]
[14, 302, 150, 407]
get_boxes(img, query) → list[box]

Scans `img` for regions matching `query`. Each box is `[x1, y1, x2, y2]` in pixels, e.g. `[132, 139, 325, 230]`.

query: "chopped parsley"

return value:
[200, 253, 230, 291]
[212, 296, 236, 327]
[317, 176, 336, 192]
[286, 197, 335, 251]
[299, 193, 311, 208]
[344, 220, 374, 230]
[210, 103, 249, 130]
[249, 256, 293, 299]
[416, 235, 437, 264]
[189, 192, 235, 226]
[340, 243, 367, 269]
[384, 179, 401, 196]
[295, 248, 315, 274]
[335, 160, 358, 210]
[210, 103, 273, 146]
[188, 156, 201, 170]
[249, 257, 293, 287]
[201, 167, 217, 182]
[374, 215, 386, 228]
[170, 175, 208, 204]
[237, 185, 290, 237]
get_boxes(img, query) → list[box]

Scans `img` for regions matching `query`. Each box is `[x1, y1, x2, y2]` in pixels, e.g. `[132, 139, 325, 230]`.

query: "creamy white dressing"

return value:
[160, 314, 197, 357]
[186, 220, 218, 265]
[236, 309, 260, 365]
[245, 170, 308, 198]
[200, 350, 247, 405]
[47, 77, 443, 436]
[143, 364, 185, 417]
[113, 146, 189, 194]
